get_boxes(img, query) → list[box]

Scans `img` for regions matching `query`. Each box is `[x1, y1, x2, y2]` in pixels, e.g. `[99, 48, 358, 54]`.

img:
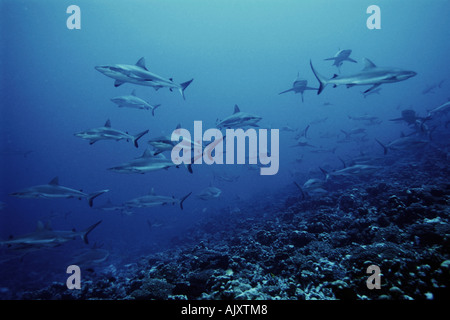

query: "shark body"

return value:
[310, 58, 416, 94]
[10, 177, 108, 207]
[74, 119, 149, 148]
[95, 57, 193, 100]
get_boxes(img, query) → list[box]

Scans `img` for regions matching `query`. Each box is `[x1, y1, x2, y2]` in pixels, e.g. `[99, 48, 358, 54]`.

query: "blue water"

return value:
[1, 0, 449, 299]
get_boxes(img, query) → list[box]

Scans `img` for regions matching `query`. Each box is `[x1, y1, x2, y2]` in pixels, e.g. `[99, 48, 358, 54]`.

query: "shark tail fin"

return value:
[180, 192, 192, 210]
[375, 138, 388, 155]
[151, 104, 161, 116]
[133, 129, 150, 148]
[88, 190, 109, 207]
[179, 79, 194, 100]
[310, 60, 327, 95]
[81, 220, 102, 244]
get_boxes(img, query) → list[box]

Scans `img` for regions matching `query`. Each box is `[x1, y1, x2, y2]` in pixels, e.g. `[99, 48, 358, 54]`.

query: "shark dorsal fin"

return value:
[149, 188, 155, 195]
[176, 123, 181, 129]
[131, 90, 136, 96]
[49, 177, 59, 185]
[362, 58, 376, 70]
[234, 105, 240, 114]
[136, 57, 148, 70]
[331, 74, 339, 79]
[141, 148, 153, 158]
[105, 119, 111, 128]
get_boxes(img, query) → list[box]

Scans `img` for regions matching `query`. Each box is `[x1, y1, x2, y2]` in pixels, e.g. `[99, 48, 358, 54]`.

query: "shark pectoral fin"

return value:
[347, 58, 357, 63]
[114, 80, 125, 87]
[364, 84, 381, 94]
[279, 88, 294, 95]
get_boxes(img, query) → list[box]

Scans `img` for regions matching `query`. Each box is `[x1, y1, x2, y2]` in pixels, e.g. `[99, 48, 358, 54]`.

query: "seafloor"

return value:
[10, 148, 450, 300]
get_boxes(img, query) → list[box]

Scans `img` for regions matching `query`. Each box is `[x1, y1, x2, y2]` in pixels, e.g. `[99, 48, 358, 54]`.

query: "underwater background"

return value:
[0, 0, 449, 300]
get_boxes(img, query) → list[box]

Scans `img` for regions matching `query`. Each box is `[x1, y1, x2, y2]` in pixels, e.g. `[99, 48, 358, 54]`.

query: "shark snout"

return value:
[94, 66, 109, 73]
[405, 71, 417, 79]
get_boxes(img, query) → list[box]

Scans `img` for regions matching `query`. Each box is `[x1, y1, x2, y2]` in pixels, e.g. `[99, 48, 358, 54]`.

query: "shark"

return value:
[348, 114, 382, 125]
[9, 177, 109, 207]
[213, 171, 240, 183]
[71, 247, 110, 267]
[111, 90, 161, 116]
[422, 80, 445, 94]
[1, 220, 102, 253]
[124, 189, 192, 210]
[108, 148, 189, 174]
[94, 199, 133, 215]
[291, 124, 315, 147]
[294, 178, 328, 198]
[320, 164, 381, 180]
[148, 124, 204, 155]
[196, 186, 222, 200]
[340, 128, 366, 138]
[375, 136, 428, 155]
[74, 119, 149, 148]
[290, 137, 315, 148]
[324, 49, 357, 72]
[95, 57, 194, 100]
[425, 101, 450, 119]
[389, 109, 423, 125]
[216, 105, 262, 129]
[278, 73, 318, 102]
[310, 58, 417, 94]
